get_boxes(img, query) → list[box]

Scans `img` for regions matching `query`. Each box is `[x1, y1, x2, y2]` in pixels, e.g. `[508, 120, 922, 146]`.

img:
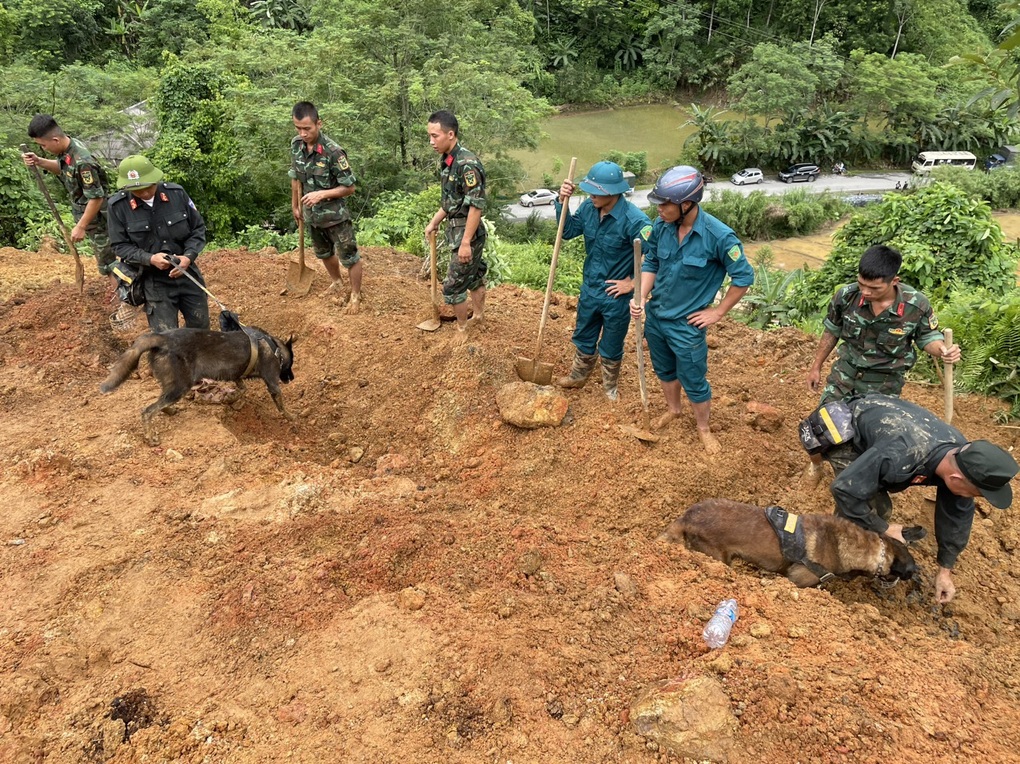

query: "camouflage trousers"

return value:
[442, 221, 487, 306]
[820, 358, 905, 405]
[310, 219, 360, 268]
[824, 442, 893, 522]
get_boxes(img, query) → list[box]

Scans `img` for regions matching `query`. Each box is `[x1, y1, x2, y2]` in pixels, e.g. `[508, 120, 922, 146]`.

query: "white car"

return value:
[519, 189, 558, 207]
[730, 168, 764, 185]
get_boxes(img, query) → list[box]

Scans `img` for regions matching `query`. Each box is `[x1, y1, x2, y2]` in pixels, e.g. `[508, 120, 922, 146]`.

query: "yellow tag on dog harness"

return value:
[783, 512, 799, 534]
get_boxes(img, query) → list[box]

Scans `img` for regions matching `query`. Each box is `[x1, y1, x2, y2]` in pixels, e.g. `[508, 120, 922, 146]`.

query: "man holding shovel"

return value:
[553, 161, 652, 401]
[289, 101, 363, 313]
[424, 110, 487, 337]
[22, 114, 117, 297]
[803, 244, 961, 487]
[629, 166, 754, 454]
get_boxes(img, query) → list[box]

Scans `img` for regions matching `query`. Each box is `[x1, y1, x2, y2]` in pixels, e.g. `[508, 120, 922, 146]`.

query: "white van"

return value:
[911, 151, 977, 174]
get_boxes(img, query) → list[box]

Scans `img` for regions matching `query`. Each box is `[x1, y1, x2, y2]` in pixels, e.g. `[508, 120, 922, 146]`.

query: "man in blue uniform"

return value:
[553, 161, 652, 400]
[630, 166, 754, 453]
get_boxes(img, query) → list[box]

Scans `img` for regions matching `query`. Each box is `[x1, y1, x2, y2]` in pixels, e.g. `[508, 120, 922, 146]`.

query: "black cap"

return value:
[956, 441, 1018, 509]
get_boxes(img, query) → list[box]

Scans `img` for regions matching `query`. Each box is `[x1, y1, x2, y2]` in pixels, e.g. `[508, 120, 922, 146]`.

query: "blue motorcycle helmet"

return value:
[647, 165, 705, 206]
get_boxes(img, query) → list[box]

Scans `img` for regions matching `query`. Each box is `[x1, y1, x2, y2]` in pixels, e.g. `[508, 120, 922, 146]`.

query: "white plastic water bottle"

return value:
[702, 599, 739, 649]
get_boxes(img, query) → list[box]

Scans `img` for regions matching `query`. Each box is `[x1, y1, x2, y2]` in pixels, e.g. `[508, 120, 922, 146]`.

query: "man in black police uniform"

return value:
[824, 394, 1017, 603]
[107, 155, 210, 332]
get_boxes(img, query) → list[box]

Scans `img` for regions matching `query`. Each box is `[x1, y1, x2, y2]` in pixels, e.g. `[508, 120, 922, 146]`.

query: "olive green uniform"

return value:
[439, 142, 487, 305]
[820, 282, 943, 404]
[107, 182, 210, 332]
[57, 137, 115, 276]
[288, 134, 360, 268]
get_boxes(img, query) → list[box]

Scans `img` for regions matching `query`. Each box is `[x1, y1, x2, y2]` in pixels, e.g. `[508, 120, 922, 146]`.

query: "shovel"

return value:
[620, 239, 659, 443]
[515, 156, 577, 385]
[416, 230, 442, 331]
[943, 327, 954, 424]
[286, 217, 315, 296]
[21, 143, 85, 294]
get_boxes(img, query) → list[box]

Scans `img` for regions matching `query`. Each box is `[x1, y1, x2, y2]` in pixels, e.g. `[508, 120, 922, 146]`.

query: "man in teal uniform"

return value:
[630, 166, 754, 454]
[290, 101, 363, 313]
[424, 110, 487, 336]
[554, 161, 652, 400]
[22, 113, 117, 296]
[802, 244, 961, 487]
[107, 155, 210, 332]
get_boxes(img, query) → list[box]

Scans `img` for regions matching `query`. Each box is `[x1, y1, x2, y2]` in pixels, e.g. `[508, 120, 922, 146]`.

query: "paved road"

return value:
[502, 171, 914, 222]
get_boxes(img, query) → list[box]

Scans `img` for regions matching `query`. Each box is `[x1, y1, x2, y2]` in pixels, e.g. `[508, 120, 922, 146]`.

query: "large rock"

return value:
[745, 401, 784, 433]
[496, 382, 569, 429]
[629, 675, 741, 762]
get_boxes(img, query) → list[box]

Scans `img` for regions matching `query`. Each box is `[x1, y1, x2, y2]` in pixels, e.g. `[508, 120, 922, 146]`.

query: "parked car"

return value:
[519, 189, 557, 207]
[778, 163, 820, 183]
[730, 168, 763, 185]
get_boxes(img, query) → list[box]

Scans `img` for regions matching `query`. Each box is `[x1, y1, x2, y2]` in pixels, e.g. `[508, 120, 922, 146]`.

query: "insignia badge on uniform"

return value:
[127, 169, 140, 181]
[129, 197, 138, 210]
[640, 224, 653, 241]
[727, 244, 742, 261]
[64, 155, 73, 165]
[160, 192, 169, 202]
[888, 328, 906, 335]
[188, 199, 196, 209]
[338, 154, 350, 170]
[316, 144, 323, 154]
[464, 169, 478, 188]
[930, 313, 939, 329]
[81, 169, 94, 186]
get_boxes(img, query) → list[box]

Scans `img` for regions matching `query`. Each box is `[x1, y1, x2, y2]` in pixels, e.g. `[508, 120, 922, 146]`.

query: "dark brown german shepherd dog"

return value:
[100, 326, 295, 442]
[661, 498, 917, 587]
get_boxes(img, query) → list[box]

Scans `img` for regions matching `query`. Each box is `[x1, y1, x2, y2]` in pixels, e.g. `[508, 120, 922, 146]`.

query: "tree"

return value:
[727, 43, 818, 128]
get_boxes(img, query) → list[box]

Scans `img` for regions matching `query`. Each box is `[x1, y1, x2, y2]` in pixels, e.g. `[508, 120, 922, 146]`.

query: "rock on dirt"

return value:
[629, 674, 741, 762]
[496, 381, 569, 428]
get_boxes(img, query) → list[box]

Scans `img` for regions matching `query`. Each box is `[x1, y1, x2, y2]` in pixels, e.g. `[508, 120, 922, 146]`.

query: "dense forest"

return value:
[1, 0, 1019, 242]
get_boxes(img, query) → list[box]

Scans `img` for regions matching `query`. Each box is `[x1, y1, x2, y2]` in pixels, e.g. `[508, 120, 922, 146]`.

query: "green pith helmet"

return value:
[117, 155, 163, 190]
[578, 161, 631, 196]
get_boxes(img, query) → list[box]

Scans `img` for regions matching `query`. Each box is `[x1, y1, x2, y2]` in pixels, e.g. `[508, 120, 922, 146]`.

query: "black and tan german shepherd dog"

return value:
[101, 320, 295, 442]
[661, 498, 917, 588]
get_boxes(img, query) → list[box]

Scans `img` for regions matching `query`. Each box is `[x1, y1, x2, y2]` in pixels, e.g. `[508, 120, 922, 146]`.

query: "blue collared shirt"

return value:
[554, 196, 652, 297]
[642, 209, 754, 321]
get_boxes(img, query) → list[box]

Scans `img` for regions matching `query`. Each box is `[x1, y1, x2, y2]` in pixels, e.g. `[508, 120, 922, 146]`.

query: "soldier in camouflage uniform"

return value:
[803, 244, 961, 491]
[424, 110, 487, 335]
[289, 101, 363, 314]
[23, 114, 117, 296]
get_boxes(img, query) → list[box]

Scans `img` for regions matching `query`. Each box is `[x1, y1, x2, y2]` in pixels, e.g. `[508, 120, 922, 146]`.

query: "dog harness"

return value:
[242, 332, 259, 377]
[763, 506, 835, 585]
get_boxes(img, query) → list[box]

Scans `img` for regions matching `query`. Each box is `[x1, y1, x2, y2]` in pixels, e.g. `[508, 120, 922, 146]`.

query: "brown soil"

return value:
[1, 245, 1019, 764]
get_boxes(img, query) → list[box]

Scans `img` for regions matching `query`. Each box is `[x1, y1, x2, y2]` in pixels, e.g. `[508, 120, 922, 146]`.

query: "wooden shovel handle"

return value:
[21, 143, 84, 291]
[943, 327, 954, 424]
[633, 238, 650, 411]
[298, 217, 306, 268]
[532, 156, 577, 361]
[428, 229, 438, 300]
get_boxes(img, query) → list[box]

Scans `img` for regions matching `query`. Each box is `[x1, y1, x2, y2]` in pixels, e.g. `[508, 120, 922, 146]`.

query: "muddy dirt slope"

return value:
[1, 245, 1019, 764]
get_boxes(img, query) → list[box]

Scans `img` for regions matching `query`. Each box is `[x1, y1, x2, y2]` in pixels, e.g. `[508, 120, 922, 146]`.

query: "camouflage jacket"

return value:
[440, 143, 486, 224]
[289, 133, 356, 228]
[57, 137, 110, 213]
[824, 282, 943, 373]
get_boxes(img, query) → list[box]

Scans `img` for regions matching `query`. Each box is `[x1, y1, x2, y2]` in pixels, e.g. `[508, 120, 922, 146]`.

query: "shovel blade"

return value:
[286, 260, 315, 296]
[416, 317, 441, 332]
[515, 357, 554, 385]
[620, 424, 660, 443]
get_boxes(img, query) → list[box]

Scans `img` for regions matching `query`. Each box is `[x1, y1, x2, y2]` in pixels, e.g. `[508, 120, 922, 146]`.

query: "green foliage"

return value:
[791, 181, 1019, 315]
[937, 289, 1020, 420]
[213, 224, 297, 251]
[357, 187, 442, 257]
[736, 246, 808, 329]
[930, 165, 1020, 209]
[703, 189, 850, 241]
[0, 148, 49, 247]
[498, 237, 585, 295]
[601, 149, 647, 178]
[7, 0, 111, 70]
[728, 43, 818, 128]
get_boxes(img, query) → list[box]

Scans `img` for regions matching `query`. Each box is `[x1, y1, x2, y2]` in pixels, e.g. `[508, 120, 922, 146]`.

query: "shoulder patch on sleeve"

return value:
[929, 312, 939, 330]
[464, 168, 479, 189]
[337, 152, 350, 171]
[727, 244, 743, 261]
[640, 224, 653, 241]
[81, 168, 94, 186]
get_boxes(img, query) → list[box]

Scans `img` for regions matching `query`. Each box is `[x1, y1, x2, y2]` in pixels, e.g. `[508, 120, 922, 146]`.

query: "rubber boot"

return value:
[601, 357, 622, 401]
[555, 350, 598, 389]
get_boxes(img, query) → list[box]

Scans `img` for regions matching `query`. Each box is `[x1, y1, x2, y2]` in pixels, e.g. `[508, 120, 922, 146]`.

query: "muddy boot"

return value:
[555, 351, 598, 389]
[601, 357, 622, 401]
